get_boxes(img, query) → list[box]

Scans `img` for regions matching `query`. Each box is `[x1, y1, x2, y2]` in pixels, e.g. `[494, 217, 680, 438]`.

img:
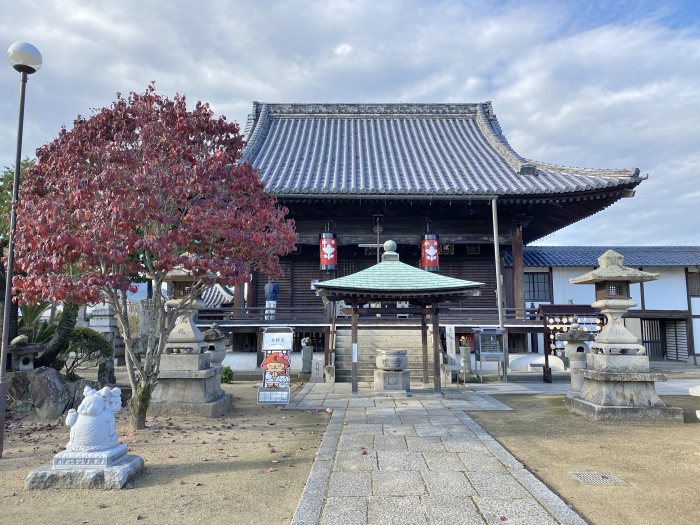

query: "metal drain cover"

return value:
[569, 471, 625, 485]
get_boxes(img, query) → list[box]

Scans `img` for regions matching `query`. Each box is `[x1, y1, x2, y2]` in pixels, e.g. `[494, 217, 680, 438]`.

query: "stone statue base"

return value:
[54, 443, 128, 468]
[565, 354, 683, 422]
[26, 453, 144, 490]
[374, 370, 410, 392]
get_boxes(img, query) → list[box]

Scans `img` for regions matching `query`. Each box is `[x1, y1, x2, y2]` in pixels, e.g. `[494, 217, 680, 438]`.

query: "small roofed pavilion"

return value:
[314, 240, 483, 394]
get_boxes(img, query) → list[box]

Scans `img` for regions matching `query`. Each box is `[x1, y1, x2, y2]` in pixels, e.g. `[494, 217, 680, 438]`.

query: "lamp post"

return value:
[0, 42, 42, 458]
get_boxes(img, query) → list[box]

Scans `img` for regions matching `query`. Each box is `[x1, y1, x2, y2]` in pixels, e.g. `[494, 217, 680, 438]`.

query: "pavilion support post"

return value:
[511, 222, 524, 319]
[491, 198, 508, 382]
[431, 304, 442, 395]
[351, 302, 358, 394]
[329, 301, 337, 367]
[421, 310, 429, 386]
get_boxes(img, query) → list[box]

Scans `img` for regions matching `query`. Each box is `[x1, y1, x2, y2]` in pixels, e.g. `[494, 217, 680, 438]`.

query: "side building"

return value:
[503, 246, 699, 363]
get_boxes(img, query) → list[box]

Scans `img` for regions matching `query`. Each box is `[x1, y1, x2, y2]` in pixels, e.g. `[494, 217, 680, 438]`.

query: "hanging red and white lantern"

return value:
[320, 232, 337, 270]
[421, 233, 439, 272]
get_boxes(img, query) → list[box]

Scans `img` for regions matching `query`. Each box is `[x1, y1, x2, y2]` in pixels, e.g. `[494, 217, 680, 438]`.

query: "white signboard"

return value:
[352, 343, 358, 363]
[445, 325, 456, 364]
[262, 327, 293, 351]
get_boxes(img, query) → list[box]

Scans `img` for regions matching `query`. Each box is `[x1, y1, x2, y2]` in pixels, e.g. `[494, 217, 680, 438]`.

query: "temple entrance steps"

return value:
[333, 328, 435, 383]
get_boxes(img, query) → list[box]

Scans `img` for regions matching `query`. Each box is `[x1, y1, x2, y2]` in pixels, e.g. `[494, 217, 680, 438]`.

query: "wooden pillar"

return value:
[491, 199, 504, 329]
[351, 302, 358, 394]
[233, 283, 245, 319]
[421, 310, 429, 385]
[248, 272, 258, 318]
[512, 223, 524, 319]
[432, 304, 442, 395]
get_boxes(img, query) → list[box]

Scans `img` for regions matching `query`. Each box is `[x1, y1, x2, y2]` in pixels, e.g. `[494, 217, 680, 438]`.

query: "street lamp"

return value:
[0, 41, 42, 458]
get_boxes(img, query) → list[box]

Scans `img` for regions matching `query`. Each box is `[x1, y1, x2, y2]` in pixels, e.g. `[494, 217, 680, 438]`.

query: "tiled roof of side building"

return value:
[241, 102, 643, 197]
[503, 246, 700, 267]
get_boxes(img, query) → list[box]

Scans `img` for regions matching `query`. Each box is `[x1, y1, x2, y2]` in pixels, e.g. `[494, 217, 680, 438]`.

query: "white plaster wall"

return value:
[642, 268, 688, 310]
[551, 268, 595, 305]
[694, 318, 700, 362]
[624, 317, 642, 344]
[691, 297, 700, 315]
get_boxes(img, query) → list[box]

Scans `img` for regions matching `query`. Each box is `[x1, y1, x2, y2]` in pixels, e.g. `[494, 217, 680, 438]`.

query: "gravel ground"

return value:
[468, 394, 700, 525]
[1, 381, 328, 525]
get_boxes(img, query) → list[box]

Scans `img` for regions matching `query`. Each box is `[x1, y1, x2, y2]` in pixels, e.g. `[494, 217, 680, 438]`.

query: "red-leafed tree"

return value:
[13, 85, 297, 429]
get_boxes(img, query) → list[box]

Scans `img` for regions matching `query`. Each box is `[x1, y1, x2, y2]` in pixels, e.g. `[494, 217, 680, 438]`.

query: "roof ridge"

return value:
[475, 104, 528, 175]
[241, 103, 271, 164]
[253, 102, 490, 116]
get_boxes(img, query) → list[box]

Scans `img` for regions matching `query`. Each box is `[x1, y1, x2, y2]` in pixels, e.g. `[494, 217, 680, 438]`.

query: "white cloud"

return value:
[1, 0, 698, 244]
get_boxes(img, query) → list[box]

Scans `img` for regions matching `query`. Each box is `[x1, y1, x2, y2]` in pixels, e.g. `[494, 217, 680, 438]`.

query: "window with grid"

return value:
[689, 272, 700, 297]
[524, 272, 551, 302]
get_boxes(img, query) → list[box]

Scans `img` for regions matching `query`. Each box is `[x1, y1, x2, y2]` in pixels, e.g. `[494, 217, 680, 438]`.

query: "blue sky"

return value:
[1, 0, 699, 246]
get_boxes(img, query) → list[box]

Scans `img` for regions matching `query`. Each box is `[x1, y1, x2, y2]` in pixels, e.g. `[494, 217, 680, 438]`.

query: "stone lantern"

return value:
[149, 266, 233, 417]
[555, 318, 594, 394]
[565, 250, 682, 421]
[203, 323, 227, 367]
[162, 267, 206, 355]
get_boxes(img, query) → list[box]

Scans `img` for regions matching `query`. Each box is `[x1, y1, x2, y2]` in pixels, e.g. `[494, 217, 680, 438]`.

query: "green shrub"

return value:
[61, 327, 113, 380]
[221, 366, 233, 384]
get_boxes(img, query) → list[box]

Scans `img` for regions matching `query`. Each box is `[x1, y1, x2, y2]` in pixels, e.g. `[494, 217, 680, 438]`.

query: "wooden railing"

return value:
[196, 305, 542, 326]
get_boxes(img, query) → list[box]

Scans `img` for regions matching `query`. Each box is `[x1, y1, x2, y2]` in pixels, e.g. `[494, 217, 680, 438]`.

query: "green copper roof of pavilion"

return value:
[314, 241, 483, 300]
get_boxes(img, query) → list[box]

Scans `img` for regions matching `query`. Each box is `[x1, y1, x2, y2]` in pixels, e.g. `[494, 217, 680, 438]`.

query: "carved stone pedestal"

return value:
[374, 349, 410, 392]
[374, 370, 411, 392]
[149, 353, 232, 417]
[565, 354, 683, 422]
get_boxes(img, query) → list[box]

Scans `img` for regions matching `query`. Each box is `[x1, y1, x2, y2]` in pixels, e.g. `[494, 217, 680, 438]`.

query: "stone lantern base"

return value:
[565, 354, 683, 422]
[149, 353, 232, 417]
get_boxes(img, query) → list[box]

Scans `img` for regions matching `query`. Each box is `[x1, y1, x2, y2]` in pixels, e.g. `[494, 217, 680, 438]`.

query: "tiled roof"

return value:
[200, 284, 234, 309]
[242, 102, 642, 197]
[503, 246, 700, 267]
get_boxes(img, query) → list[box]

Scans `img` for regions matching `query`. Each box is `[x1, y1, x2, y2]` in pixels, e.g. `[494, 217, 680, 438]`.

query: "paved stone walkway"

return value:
[287, 383, 586, 525]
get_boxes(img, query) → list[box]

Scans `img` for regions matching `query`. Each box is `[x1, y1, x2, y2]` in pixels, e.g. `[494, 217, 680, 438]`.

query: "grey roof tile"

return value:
[503, 246, 700, 267]
[242, 102, 642, 197]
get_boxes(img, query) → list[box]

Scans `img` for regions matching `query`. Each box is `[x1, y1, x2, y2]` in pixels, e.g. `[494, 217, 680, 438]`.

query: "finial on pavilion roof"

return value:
[381, 240, 399, 262]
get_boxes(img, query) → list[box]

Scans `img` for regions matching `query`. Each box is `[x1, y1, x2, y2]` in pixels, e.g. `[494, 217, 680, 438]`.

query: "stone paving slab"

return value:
[289, 384, 586, 525]
[368, 496, 428, 525]
[422, 470, 476, 497]
[377, 450, 427, 471]
[319, 497, 367, 525]
[423, 494, 485, 524]
[372, 470, 426, 496]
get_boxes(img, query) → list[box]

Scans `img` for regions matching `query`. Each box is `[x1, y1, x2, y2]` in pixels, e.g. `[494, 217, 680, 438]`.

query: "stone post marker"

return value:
[565, 250, 683, 421]
[88, 303, 126, 365]
[26, 386, 144, 489]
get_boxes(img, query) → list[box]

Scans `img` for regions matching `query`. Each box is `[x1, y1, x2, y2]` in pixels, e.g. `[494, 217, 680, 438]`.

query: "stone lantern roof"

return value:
[202, 323, 225, 342]
[569, 250, 659, 285]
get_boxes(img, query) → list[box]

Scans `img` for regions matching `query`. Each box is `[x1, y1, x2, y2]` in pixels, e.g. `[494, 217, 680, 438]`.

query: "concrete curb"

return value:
[290, 408, 345, 525]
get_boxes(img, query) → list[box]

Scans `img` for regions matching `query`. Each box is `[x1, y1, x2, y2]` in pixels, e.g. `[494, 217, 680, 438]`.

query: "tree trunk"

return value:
[35, 301, 79, 368]
[128, 383, 152, 430]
